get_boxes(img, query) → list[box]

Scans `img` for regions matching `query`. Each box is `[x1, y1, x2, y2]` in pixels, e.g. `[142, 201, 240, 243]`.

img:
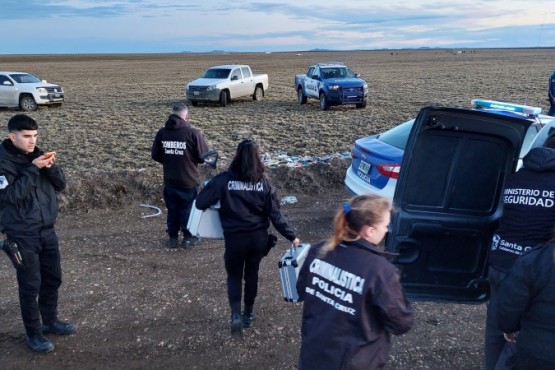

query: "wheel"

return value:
[297, 88, 307, 104]
[19, 95, 38, 111]
[191, 100, 198, 107]
[253, 86, 263, 101]
[319, 92, 329, 111]
[219, 91, 228, 107]
[356, 100, 367, 109]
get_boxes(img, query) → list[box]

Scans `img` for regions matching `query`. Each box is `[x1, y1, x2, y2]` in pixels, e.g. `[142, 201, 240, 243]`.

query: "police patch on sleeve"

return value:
[0, 175, 9, 189]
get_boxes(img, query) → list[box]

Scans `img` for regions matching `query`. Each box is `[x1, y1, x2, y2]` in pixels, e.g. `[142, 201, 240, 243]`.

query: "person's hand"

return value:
[32, 153, 56, 169]
[503, 332, 518, 343]
[292, 238, 300, 248]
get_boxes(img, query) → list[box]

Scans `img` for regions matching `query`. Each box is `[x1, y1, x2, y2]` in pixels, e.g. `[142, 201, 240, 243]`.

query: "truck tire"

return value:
[356, 100, 367, 109]
[253, 86, 263, 101]
[219, 91, 228, 107]
[19, 95, 38, 111]
[319, 92, 329, 111]
[297, 88, 307, 104]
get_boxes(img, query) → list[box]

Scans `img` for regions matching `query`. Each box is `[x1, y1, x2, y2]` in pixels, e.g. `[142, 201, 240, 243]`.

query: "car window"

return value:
[0, 75, 12, 85]
[9, 73, 41, 83]
[321, 68, 336, 79]
[520, 124, 541, 157]
[241, 67, 251, 78]
[378, 120, 415, 150]
[307, 67, 315, 77]
[231, 68, 242, 80]
[344, 67, 356, 78]
[203, 69, 230, 79]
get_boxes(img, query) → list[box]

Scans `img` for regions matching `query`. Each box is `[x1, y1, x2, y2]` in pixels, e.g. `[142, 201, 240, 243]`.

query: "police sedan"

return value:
[344, 100, 555, 201]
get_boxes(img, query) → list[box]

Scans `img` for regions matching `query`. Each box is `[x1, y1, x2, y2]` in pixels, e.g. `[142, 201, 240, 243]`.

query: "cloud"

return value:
[1, 0, 554, 53]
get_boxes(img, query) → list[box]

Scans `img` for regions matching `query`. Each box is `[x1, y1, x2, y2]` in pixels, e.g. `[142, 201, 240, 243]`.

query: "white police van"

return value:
[385, 100, 555, 302]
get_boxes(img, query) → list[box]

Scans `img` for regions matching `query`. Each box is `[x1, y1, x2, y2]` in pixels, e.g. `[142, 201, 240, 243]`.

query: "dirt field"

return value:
[0, 49, 553, 369]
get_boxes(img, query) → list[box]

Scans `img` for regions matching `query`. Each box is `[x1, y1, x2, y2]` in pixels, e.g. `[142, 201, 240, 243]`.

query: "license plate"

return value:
[193, 91, 200, 96]
[358, 160, 371, 174]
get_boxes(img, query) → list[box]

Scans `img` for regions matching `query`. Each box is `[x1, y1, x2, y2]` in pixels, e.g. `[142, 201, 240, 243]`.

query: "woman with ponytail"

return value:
[296, 194, 414, 370]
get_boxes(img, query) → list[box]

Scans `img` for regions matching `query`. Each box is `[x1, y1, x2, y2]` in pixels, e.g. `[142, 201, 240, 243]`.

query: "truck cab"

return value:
[0, 71, 64, 111]
[295, 63, 368, 110]
[186, 64, 268, 107]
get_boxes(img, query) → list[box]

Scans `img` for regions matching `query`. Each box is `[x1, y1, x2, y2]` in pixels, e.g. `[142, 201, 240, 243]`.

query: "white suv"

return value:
[0, 71, 64, 111]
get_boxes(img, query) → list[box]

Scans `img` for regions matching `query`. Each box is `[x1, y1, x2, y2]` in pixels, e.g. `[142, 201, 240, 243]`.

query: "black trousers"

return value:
[549, 99, 555, 117]
[485, 266, 516, 370]
[8, 228, 62, 336]
[223, 228, 267, 315]
[163, 185, 198, 238]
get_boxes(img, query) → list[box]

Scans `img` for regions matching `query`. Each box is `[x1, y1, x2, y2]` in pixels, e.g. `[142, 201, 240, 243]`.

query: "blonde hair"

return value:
[322, 194, 391, 254]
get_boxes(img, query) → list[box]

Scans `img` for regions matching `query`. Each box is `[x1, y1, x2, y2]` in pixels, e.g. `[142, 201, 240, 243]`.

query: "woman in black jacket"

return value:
[297, 194, 414, 370]
[195, 139, 300, 337]
[496, 241, 555, 370]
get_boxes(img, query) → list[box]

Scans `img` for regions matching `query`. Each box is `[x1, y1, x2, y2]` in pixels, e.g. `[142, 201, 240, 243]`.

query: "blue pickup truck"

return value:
[295, 63, 368, 110]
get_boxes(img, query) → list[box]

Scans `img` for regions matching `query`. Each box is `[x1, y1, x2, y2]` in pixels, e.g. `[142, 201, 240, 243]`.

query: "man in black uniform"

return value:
[0, 114, 75, 354]
[484, 134, 555, 369]
[152, 103, 210, 248]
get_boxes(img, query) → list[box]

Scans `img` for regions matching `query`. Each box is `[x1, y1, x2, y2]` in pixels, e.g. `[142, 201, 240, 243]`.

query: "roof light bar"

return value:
[472, 99, 542, 116]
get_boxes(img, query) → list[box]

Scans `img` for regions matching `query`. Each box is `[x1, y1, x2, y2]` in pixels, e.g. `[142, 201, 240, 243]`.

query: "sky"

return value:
[2, 0, 554, 54]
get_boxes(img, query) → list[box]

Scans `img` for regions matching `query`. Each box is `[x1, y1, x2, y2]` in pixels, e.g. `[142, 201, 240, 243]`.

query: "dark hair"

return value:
[8, 114, 38, 132]
[323, 194, 391, 253]
[543, 133, 555, 149]
[229, 139, 264, 183]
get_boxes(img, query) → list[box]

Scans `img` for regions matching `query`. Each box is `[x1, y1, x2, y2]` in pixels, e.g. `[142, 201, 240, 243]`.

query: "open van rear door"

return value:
[386, 106, 531, 303]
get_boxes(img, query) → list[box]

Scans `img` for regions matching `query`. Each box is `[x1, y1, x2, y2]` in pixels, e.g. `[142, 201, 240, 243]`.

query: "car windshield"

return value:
[378, 120, 415, 150]
[320, 67, 356, 79]
[9, 73, 41, 83]
[202, 68, 231, 79]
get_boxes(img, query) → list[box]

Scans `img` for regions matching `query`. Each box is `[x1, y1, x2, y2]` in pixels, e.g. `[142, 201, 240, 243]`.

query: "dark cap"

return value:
[173, 102, 188, 113]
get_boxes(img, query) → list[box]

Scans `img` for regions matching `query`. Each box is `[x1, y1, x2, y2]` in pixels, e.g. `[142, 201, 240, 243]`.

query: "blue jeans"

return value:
[163, 185, 198, 238]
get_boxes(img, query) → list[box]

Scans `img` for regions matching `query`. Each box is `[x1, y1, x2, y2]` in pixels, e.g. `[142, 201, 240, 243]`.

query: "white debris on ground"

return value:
[280, 196, 298, 205]
[262, 151, 351, 168]
[140, 204, 162, 218]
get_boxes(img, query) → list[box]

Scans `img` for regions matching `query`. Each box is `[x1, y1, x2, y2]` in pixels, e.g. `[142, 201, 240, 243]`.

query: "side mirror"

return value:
[202, 150, 219, 169]
[2, 81, 13, 86]
[311, 74, 319, 80]
[231, 76, 239, 81]
[355, 73, 360, 78]
[42, 80, 47, 83]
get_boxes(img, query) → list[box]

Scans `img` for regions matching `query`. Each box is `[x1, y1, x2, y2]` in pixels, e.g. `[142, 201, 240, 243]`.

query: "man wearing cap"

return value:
[151, 103, 210, 248]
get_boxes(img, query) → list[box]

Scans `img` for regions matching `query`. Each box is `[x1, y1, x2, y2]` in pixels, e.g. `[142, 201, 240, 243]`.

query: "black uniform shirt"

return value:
[0, 140, 66, 237]
[195, 170, 296, 240]
[151, 114, 209, 189]
[489, 147, 555, 272]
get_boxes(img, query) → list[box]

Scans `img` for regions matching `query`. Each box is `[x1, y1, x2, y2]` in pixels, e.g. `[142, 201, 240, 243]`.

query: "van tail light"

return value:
[377, 163, 400, 179]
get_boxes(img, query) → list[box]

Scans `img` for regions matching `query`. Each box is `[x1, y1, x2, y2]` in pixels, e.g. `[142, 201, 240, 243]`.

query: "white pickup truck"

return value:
[185, 64, 269, 107]
[0, 71, 64, 111]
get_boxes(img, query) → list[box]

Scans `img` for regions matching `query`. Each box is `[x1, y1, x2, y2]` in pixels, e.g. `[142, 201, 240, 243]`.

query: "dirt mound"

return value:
[60, 159, 350, 212]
